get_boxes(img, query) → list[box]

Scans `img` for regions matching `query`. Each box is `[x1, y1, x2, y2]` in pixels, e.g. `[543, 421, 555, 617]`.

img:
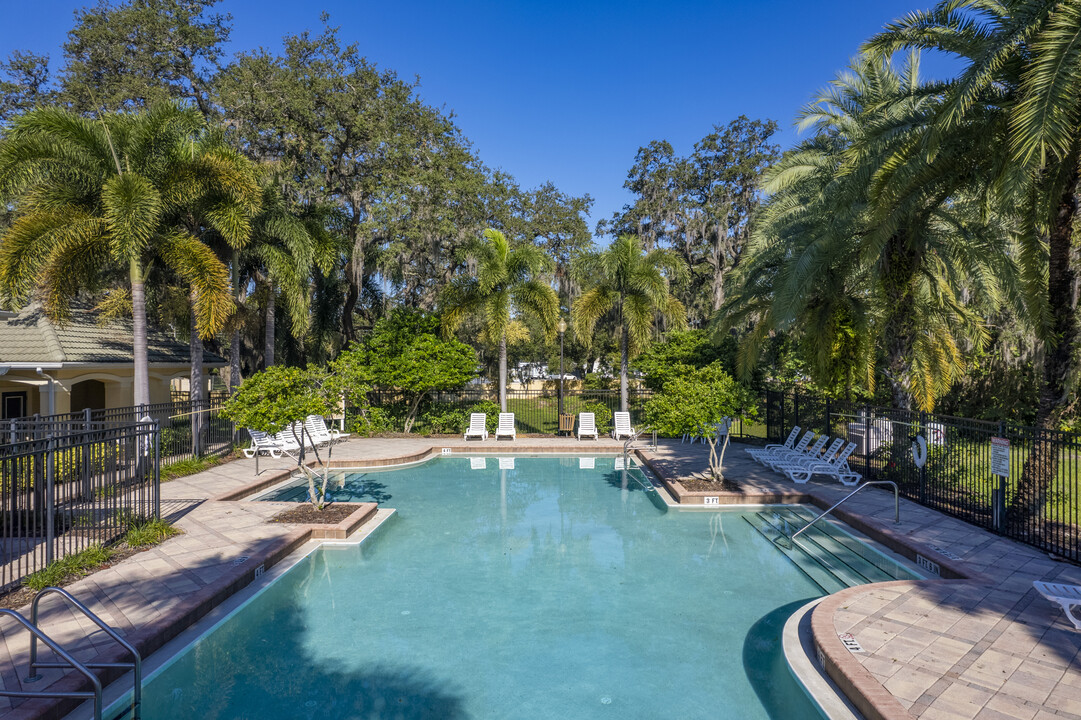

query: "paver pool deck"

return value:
[0, 436, 1077, 719]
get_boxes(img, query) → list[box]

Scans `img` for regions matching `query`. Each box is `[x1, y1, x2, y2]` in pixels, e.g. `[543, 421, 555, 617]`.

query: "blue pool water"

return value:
[137, 457, 830, 719]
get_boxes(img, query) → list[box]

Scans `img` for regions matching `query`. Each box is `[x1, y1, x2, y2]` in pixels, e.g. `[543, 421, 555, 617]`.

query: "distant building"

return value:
[0, 303, 225, 418]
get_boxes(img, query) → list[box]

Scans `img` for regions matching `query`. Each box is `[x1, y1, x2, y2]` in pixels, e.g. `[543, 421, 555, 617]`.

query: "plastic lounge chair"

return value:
[243, 429, 282, 458]
[578, 412, 599, 440]
[495, 413, 516, 441]
[464, 413, 489, 441]
[309, 414, 349, 441]
[772, 437, 843, 473]
[767, 434, 829, 471]
[272, 428, 302, 456]
[784, 442, 861, 485]
[1033, 581, 1081, 629]
[747, 426, 801, 463]
[612, 412, 635, 440]
[304, 415, 336, 447]
[753, 430, 814, 466]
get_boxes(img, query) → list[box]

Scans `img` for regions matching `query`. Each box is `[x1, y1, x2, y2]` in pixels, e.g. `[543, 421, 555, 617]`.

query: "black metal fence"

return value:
[3, 399, 234, 466]
[764, 389, 1081, 563]
[0, 421, 160, 592]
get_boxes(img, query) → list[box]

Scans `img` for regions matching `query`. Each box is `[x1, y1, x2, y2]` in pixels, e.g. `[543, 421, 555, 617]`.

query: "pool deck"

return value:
[0, 436, 1078, 719]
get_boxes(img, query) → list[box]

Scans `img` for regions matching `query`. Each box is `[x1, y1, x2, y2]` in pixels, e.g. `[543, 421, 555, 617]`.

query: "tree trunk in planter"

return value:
[190, 303, 206, 456]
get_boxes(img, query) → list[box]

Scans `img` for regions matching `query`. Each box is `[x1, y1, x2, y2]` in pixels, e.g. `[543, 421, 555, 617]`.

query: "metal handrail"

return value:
[29, 586, 141, 719]
[789, 480, 900, 545]
[0, 609, 103, 720]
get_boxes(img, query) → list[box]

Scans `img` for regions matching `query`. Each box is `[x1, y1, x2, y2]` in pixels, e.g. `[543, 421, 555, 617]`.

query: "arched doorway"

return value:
[70, 379, 106, 413]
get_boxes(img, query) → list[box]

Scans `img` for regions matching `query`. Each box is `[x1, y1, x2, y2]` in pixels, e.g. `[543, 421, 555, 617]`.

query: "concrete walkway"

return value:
[0, 435, 1078, 720]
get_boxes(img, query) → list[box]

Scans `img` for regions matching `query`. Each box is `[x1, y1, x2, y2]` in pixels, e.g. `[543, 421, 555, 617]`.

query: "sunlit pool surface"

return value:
[136, 456, 831, 719]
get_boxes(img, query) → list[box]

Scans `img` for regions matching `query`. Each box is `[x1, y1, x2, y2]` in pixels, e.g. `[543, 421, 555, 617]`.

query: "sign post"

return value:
[991, 437, 1009, 533]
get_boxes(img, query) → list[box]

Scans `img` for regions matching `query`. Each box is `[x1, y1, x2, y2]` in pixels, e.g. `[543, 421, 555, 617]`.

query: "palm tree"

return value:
[572, 235, 688, 412]
[863, 0, 1078, 523]
[441, 228, 559, 411]
[0, 104, 247, 407]
[722, 54, 1015, 410]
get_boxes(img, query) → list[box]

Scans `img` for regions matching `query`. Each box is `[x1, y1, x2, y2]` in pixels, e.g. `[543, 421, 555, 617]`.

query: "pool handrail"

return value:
[29, 586, 142, 719]
[0, 608, 103, 720]
[788, 480, 900, 546]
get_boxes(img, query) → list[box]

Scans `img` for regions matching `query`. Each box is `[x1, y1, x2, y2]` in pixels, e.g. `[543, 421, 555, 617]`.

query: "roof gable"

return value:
[0, 303, 226, 366]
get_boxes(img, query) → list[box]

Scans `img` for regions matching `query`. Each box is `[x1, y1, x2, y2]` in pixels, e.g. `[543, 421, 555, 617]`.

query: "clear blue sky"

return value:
[3, 0, 958, 235]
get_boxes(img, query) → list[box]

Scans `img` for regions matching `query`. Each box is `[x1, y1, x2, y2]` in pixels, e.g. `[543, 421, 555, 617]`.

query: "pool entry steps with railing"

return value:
[0, 586, 142, 720]
[746, 507, 922, 594]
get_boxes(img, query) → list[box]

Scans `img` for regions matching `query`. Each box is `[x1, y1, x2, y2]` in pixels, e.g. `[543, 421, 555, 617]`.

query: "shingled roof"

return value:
[0, 303, 226, 366]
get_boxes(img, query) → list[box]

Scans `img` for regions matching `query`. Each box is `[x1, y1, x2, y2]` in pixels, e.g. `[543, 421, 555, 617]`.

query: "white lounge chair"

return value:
[1033, 581, 1081, 629]
[304, 415, 339, 447]
[612, 412, 635, 440]
[464, 413, 488, 441]
[243, 429, 283, 458]
[784, 442, 861, 485]
[309, 414, 349, 441]
[495, 413, 516, 441]
[767, 434, 829, 471]
[578, 412, 599, 440]
[747, 426, 801, 463]
[754, 430, 814, 466]
[772, 437, 843, 473]
[274, 427, 303, 455]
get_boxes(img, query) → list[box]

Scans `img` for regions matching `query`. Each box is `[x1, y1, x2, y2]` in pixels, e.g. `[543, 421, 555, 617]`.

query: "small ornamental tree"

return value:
[349, 309, 478, 432]
[222, 365, 339, 508]
[643, 363, 757, 481]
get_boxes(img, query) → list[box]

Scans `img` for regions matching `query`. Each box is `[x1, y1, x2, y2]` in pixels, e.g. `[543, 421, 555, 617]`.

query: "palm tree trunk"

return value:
[265, 284, 276, 368]
[620, 324, 629, 413]
[189, 302, 205, 455]
[229, 250, 241, 393]
[130, 259, 150, 409]
[879, 232, 919, 410]
[1009, 167, 1080, 528]
[499, 331, 508, 412]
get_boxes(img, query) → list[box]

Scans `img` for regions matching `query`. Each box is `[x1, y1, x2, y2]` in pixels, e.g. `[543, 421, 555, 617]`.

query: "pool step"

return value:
[743, 513, 848, 595]
[744, 508, 916, 594]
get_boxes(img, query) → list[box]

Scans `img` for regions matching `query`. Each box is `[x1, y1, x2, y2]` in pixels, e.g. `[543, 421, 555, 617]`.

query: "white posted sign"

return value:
[991, 437, 1010, 478]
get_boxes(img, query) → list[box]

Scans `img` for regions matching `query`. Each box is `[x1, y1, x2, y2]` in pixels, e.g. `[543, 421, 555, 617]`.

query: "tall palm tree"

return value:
[572, 235, 688, 412]
[864, 0, 1077, 522]
[0, 104, 248, 407]
[441, 228, 559, 411]
[723, 54, 1014, 410]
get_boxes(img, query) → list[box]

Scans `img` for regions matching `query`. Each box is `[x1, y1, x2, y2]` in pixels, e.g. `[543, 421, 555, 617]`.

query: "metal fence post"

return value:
[45, 435, 55, 566]
[154, 420, 161, 520]
[865, 405, 872, 480]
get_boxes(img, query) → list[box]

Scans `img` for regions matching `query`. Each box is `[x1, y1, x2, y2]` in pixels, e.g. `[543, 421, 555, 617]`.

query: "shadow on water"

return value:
[742, 598, 828, 720]
[327, 476, 393, 505]
[136, 570, 465, 719]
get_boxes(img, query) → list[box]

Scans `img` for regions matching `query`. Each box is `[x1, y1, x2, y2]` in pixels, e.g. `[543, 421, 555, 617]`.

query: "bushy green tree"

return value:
[222, 365, 339, 508]
[346, 308, 477, 432]
[643, 364, 757, 481]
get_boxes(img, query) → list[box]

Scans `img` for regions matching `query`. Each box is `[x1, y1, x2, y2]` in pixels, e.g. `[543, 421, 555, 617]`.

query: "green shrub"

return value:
[419, 402, 472, 434]
[350, 406, 396, 436]
[125, 518, 181, 547]
[580, 400, 613, 433]
[23, 545, 115, 591]
[467, 400, 501, 433]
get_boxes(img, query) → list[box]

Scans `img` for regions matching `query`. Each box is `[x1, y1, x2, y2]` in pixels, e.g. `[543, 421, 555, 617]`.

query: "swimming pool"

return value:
[130, 456, 877, 719]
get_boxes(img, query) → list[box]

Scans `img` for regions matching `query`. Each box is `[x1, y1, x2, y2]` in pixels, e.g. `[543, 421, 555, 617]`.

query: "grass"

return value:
[161, 454, 225, 481]
[21, 518, 181, 592]
[124, 518, 181, 547]
[23, 545, 115, 591]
